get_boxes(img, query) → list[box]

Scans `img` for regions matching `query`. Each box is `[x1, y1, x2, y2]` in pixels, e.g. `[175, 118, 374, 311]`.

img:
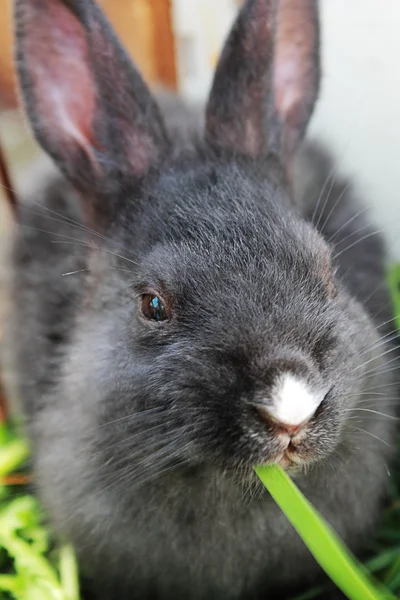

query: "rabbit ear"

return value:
[205, 0, 319, 165]
[14, 0, 170, 195]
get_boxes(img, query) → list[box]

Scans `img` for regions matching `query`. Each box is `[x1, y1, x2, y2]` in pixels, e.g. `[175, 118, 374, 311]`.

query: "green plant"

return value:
[255, 465, 396, 600]
[0, 422, 79, 600]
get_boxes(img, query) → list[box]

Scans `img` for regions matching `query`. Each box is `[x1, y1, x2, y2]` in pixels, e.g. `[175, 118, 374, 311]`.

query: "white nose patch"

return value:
[267, 373, 325, 426]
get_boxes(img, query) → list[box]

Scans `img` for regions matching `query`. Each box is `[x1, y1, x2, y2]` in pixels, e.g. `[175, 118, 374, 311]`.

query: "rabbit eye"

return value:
[140, 294, 167, 322]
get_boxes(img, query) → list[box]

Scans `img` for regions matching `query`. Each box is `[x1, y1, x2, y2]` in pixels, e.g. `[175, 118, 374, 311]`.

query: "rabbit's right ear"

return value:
[205, 0, 319, 168]
[14, 0, 170, 200]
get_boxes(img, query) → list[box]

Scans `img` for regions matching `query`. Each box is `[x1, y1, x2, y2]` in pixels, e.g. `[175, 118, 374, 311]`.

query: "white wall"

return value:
[172, 0, 400, 259]
[171, 0, 237, 101]
[310, 0, 400, 259]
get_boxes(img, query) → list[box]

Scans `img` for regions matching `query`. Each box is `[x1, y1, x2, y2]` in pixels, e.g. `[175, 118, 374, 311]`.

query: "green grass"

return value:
[255, 465, 397, 600]
[0, 264, 400, 599]
[0, 422, 79, 600]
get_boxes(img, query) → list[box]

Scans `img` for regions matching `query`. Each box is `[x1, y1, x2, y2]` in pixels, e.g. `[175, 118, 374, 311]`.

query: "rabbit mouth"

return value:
[270, 431, 319, 471]
[277, 447, 309, 470]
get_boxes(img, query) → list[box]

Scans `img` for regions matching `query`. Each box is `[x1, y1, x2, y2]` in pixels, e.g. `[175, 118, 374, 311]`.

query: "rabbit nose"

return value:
[255, 373, 326, 432]
[255, 405, 307, 436]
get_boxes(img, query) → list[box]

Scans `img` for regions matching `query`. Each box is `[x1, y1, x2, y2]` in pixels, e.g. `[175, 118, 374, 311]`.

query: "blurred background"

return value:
[0, 0, 400, 256]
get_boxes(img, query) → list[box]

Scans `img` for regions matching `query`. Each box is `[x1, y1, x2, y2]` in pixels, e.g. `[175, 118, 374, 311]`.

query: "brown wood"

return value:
[101, 0, 158, 83]
[0, 131, 17, 215]
[150, 0, 178, 89]
[0, 473, 32, 486]
[0, 0, 18, 109]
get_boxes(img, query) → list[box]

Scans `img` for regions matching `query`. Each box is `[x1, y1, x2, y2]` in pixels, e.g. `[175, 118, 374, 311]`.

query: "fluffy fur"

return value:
[1, 0, 398, 598]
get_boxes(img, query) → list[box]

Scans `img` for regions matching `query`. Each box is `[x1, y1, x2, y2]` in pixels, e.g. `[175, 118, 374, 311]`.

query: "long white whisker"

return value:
[327, 206, 369, 244]
[344, 408, 398, 421]
[353, 345, 400, 372]
[348, 426, 390, 447]
[98, 406, 167, 429]
[357, 331, 399, 358]
[333, 229, 384, 260]
[352, 355, 400, 382]
[314, 168, 339, 230]
[311, 168, 337, 225]
[331, 222, 371, 250]
[320, 182, 351, 234]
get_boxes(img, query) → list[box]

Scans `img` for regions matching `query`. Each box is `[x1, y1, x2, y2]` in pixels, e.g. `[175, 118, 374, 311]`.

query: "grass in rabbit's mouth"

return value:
[0, 264, 400, 600]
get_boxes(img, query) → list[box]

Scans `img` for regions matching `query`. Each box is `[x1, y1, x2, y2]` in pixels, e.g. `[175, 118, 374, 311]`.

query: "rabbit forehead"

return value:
[132, 159, 309, 250]
[116, 160, 331, 300]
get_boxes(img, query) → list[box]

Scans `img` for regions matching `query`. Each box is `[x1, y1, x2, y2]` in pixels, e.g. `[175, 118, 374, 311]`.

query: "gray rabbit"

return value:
[1, 0, 398, 598]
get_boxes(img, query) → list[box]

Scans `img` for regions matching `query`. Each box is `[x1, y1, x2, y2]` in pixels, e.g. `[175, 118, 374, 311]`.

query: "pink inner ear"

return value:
[272, 0, 318, 156]
[24, 0, 98, 162]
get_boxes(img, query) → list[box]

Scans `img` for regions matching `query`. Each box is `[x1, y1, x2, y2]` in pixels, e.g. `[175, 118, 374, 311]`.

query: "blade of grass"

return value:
[386, 570, 400, 592]
[366, 547, 400, 573]
[254, 465, 396, 600]
[59, 544, 80, 600]
[383, 554, 400, 588]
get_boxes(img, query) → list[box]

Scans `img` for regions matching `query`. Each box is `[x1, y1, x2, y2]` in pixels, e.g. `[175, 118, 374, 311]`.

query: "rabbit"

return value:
[1, 0, 398, 598]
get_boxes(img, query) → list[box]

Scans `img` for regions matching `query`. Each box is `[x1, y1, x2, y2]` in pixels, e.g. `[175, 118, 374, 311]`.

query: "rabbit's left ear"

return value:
[205, 0, 320, 166]
[14, 0, 171, 195]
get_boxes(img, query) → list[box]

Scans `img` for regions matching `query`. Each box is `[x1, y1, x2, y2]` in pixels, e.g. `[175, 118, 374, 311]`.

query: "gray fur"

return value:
[1, 133, 397, 599]
[1, 0, 398, 599]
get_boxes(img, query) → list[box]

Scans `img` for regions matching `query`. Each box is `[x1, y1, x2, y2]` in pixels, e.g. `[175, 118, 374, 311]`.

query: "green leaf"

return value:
[254, 465, 396, 600]
[0, 438, 30, 477]
[0, 496, 41, 536]
[0, 534, 61, 591]
[0, 574, 22, 595]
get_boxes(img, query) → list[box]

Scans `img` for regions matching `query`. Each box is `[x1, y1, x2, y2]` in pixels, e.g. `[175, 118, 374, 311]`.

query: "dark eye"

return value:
[140, 294, 168, 322]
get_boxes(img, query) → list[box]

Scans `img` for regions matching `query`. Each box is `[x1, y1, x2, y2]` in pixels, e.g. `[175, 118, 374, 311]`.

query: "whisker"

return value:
[96, 422, 181, 456]
[314, 168, 339, 230]
[331, 221, 371, 250]
[98, 406, 167, 429]
[357, 332, 399, 358]
[344, 408, 398, 421]
[23, 200, 133, 254]
[367, 315, 399, 334]
[353, 397, 400, 406]
[319, 182, 351, 235]
[311, 166, 338, 225]
[347, 426, 390, 447]
[371, 301, 399, 327]
[353, 355, 400, 381]
[62, 269, 90, 277]
[326, 206, 369, 245]
[97, 434, 191, 496]
[21, 223, 99, 247]
[352, 345, 400, 372]
[333, 229, 384, 260]
[341, 391, 387, 398]
[20, 222, 141, 270]
[51, 239, 140, 268]
[355, 382, 399, 394]
[363, 365, 400, 379]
